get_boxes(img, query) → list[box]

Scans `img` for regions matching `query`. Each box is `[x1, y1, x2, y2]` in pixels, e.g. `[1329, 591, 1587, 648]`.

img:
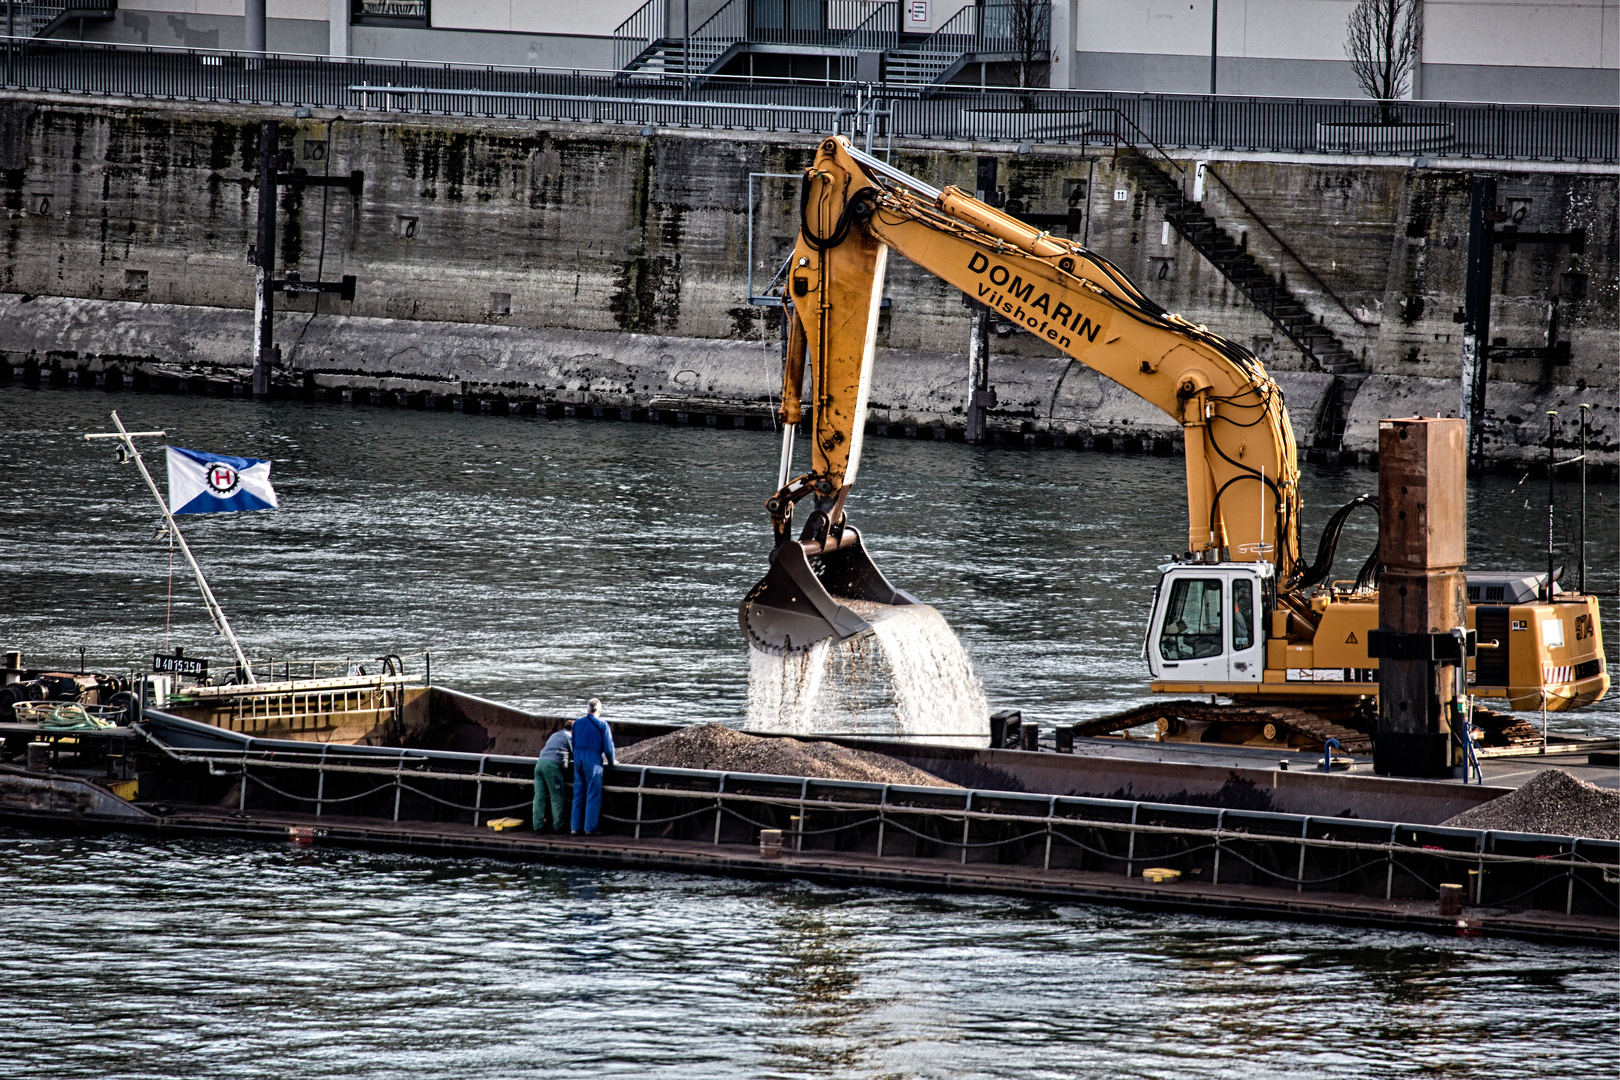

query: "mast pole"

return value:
[1578, 403, 1588, 596]
[1545, 410, 1556, 602]
[89, 411, 258, 684]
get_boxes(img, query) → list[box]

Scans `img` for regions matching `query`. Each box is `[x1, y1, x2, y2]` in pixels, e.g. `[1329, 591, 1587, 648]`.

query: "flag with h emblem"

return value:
[165, 446, 279, 515]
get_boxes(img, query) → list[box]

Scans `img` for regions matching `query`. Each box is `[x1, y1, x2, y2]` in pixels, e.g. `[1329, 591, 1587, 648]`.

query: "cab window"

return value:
[1159, 578, 1224, 660]
[1233, 578, 1254, 651]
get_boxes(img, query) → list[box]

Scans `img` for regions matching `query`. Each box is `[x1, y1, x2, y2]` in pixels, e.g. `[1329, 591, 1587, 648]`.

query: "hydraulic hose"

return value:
[1289, 493, 1378, 592]
[800, 174, 880, 252]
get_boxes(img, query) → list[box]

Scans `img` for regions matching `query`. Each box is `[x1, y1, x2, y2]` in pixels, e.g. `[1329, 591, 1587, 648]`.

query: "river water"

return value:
[2, 386, 1614, 733]
[1, 385, 1617, 1079]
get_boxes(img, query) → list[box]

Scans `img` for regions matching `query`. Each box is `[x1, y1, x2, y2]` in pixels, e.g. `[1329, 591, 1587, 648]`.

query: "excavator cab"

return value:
[1145, 562, 1273, 687]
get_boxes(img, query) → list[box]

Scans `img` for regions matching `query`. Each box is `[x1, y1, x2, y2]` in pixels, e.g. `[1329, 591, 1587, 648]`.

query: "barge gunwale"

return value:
[2, 712, 1613, 948]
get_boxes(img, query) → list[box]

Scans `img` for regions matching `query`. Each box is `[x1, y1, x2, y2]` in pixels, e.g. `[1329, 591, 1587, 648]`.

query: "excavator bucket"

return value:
[739, 529, 918, 655]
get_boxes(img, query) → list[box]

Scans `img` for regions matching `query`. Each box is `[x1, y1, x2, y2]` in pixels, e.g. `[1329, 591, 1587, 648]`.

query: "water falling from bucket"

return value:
[746, 602, 989, 748]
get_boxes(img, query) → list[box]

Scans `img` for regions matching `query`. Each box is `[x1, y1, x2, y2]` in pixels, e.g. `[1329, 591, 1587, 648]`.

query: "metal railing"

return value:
[750, 0, 891, 44]
[836, 0, 899, 53]
[137, 712, 1620, 923]
[1, 38, 1613, 163]
[912, 4, 978, 84]
[191, 682, 405, 737]
[1200, 161, 1374, 330]
[613, 0, 668, 72]
[912, 0, 1051, 87]
[974, 1, 1049, 55]
[157, 652, 425, 737]
[688, 0, 747, 68]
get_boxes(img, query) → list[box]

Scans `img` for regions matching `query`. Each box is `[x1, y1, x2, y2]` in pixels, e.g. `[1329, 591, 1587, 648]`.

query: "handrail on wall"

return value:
[1200, 162, 1374, 328]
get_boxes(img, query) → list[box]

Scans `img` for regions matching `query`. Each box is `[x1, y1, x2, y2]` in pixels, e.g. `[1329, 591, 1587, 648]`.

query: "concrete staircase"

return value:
[618, 38, 736, 78]
[880, 46, 949, 86]
[1118, 152, 1362, 378]
[9, 0, 117, 39]
[1115, 150, 1370, 450]
[612, 0, 1012, 89]
[614, 0, 744, 80]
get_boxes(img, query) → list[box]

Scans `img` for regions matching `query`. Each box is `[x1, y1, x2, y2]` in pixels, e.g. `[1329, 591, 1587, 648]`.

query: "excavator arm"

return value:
[742, 136, 1303, 654]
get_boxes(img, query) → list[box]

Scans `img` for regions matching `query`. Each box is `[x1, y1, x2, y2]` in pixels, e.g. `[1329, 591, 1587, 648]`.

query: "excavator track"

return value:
[1072, 700, 1375, 754]
[1470, 706, 1545, 748]
[1071, 701, 1545, 756]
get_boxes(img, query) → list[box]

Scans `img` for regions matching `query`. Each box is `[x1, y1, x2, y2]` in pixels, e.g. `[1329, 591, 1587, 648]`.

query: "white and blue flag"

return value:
[166, 446, 279, 515]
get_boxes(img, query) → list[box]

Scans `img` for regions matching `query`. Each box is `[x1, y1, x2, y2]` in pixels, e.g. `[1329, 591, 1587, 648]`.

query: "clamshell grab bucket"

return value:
[738, 527, 918, 655]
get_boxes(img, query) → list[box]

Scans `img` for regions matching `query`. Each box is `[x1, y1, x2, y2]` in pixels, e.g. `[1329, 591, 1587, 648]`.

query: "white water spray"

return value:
[745, 639, 832, 733]
[747, 603, 989, 747]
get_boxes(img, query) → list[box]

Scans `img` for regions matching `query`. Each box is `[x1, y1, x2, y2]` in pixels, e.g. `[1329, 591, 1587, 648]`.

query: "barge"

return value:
[2, 683, 1614, 948]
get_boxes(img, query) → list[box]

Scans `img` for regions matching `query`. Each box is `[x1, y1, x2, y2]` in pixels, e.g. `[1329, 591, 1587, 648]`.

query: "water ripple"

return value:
[0, 832, 1614, 1080]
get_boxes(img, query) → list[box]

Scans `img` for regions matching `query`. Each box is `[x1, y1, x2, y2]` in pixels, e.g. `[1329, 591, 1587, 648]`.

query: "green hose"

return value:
[25, 703, 116, 731]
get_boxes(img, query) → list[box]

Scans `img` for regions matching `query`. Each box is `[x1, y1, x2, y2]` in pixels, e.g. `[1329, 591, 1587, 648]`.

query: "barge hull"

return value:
[1, 713, 1613, 949]
[0, 799, 1610, 949]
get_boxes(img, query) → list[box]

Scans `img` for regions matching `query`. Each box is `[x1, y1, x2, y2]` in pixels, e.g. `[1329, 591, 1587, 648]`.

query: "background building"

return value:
[41, 0, 1617, 106]
[1055, 0, 1619, 106]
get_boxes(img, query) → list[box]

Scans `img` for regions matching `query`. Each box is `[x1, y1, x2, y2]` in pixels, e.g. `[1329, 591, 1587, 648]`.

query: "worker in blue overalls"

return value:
[570, 697, 615, 835]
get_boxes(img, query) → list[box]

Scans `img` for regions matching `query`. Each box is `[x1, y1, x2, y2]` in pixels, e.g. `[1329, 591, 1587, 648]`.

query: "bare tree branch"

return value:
[1345, 0, 1423, 122]
[1000, 0, 1050, 92]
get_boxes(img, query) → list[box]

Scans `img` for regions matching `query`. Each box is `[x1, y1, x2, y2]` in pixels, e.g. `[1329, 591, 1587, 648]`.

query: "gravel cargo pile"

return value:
[1441, 769, 1620, 839]
[618, 723, 957, 788]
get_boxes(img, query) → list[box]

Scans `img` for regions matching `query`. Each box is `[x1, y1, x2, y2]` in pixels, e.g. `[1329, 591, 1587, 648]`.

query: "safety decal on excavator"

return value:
[966, 253, 1107, 350]
[1345, 631, 1358, 644]
[1287, 668, 1377, 683]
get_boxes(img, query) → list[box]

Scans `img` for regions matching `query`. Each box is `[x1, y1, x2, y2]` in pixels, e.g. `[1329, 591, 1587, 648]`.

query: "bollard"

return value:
[1437, 882, 1465, 916]
[759, 828, 783, 859]
[1055, 725, 1074, 754]
[1021, 724, 1040, 752]
[990, 709, 1020, 748]
[26, 742, 50, 772]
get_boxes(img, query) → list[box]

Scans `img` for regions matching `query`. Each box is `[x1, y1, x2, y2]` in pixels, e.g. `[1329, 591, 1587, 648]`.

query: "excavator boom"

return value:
[737, 137, 1607, 723]
[742, 137, 1300, 655]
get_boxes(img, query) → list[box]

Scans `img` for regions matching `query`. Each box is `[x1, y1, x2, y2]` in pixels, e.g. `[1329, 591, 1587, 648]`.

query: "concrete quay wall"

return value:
[3, 294, 1611, 470]
[0, 95, 1613, 459]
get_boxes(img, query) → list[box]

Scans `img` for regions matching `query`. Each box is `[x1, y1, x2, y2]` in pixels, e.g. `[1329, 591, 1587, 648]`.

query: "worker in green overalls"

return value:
[532, 719, 573, 832]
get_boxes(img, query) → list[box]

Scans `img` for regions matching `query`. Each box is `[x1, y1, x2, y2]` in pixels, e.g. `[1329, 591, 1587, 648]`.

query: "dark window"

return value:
[1261, 573, 1276, 639]
[1475, 607, 1510, 685]
[750, 0, 823, 35]
[352, 0, 428, 27]
[1159, 578, 1224, 661]
[1233, 577, 1254, 651]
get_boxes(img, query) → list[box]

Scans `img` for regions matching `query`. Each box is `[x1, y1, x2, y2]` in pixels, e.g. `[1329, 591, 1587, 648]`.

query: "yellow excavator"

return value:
[738, 137, 1608, 750]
